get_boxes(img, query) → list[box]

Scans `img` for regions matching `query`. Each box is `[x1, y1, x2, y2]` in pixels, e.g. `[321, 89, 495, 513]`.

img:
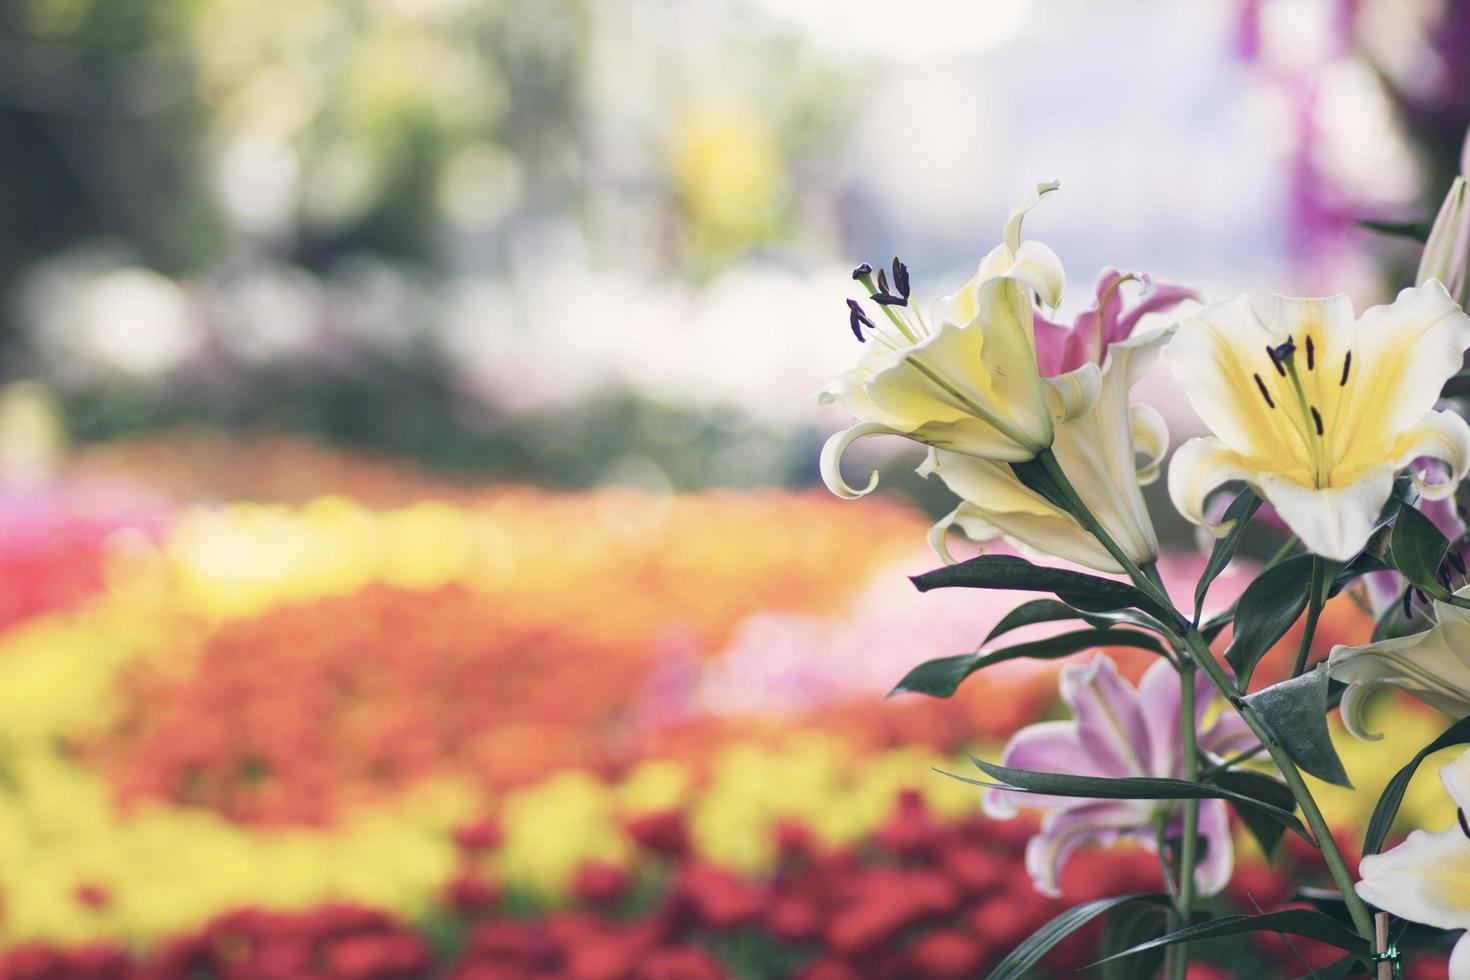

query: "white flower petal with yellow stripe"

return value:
[1165, 283, 1470, 560]
[919, 327, 1172, 573]
[1357, 748, 1470, 980]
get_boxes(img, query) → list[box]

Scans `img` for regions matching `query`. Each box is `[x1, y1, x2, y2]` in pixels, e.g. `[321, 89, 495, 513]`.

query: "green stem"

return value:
[1293, 556, 1326, 678]
[1037, 450, 1171, 609]
[1172, 665, 1200, 980]
[1180, 629, 1375, 939]
[1035, 449, 1376, 942]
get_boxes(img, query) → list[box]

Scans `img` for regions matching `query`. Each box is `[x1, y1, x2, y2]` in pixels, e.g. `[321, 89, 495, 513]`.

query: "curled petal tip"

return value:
[820, 422, 899, 500]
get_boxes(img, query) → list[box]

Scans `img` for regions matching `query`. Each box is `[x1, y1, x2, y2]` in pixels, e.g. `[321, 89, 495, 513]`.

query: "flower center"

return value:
[1250, 334, 1353, 488]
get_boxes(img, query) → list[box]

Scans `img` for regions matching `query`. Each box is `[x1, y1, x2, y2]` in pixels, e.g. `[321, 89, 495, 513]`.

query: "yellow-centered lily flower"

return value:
[1165, 283, 1470, 561]
[819, 183, 1072, 498]
[920, 327, 1172, 574]
[1356, 747, 1470, 979]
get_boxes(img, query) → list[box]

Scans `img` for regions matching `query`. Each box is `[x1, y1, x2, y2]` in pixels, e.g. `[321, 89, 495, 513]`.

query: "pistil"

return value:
[1270, 338, 1330, 487]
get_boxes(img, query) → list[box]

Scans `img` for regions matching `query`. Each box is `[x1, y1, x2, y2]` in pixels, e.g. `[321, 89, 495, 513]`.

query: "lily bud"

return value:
[1418, 174, 1470, 307]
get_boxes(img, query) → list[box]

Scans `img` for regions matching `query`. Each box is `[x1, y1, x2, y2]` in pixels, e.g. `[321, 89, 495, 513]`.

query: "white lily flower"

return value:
[1165, 284, 1470, 560]
[1356, 748, 1470, 979]
[919, 327, 1172, 574]
[818, 183, 1069, 499]
[1328, 585, 1470, 740]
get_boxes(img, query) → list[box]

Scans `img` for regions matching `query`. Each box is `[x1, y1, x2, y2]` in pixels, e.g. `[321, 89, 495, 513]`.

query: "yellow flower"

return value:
[819, 182, 1076, 497]
[1165, 285, 1470, 560]
[920, 328, 1171, 573]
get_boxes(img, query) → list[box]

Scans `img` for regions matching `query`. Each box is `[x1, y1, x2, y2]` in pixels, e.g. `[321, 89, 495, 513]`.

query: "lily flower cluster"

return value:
[821, 171, 1470, 976]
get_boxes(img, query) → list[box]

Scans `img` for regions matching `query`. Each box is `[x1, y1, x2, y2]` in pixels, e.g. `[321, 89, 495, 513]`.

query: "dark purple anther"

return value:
[851, 263, 873, 280]
[892, 257, 910, 299]
[1268, 338, 1296, 375]
[847, 299, 874, 341]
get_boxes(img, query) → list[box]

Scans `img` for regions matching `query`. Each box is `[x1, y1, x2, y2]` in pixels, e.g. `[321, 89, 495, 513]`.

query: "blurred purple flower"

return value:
[1031, 269, 1196, 377]
[983, 655, 1254, 898]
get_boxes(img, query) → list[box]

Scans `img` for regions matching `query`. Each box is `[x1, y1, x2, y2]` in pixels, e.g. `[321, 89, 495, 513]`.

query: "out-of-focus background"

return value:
[1, 0, 1469, 977]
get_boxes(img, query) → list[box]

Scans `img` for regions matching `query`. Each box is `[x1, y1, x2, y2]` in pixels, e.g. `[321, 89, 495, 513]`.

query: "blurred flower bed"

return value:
[0, 433, 1459, 978]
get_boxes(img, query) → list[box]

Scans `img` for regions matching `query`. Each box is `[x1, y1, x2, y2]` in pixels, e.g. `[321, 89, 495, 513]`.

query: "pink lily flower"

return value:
[1032, 268, 1198, 377]
[983, 655, 1255, 898]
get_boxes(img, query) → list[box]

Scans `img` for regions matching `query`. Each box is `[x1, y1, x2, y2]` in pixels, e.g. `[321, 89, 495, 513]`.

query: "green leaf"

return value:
[1364, 714, 1470, 854]
[1356, 217, 1431, 242]
[1210, 770, 1297, 858]
[889, 629, 1167, 699]
[1242, 667, 1352, 787]
[1100, 900, 1170, 980]
[1089, 909, 1371, 967]
[1391, 502, 1451, 594]
[954, 759, 1311, 841]
[981, 599, 1156, 644]
[1224, 554, 1315, 688]
[912, 555, 1183, 629]
[1194, 488, 1261, 622]
[986, 893, 1169, 980]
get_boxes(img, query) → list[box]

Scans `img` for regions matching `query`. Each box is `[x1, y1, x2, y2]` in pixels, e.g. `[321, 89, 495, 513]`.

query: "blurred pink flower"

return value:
[1032, 269, 1196, 377]
[983, 655, 1254, 898]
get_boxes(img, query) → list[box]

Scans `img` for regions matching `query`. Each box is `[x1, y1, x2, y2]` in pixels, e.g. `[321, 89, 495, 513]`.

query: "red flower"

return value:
[445, 871, 501, 915]
[453, 817, 503, 853]
[573, 862, 630, 905]
[908, 928, 983, 979]
[634, 946, 724, 980]
[627, 810, 690, 859]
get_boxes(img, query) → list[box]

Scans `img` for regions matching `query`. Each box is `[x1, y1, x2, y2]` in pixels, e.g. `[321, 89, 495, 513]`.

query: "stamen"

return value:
[1267, 338, 1296, 376]
[1311, 406, 1324, 436]
[1340, 352, 1352, 386]
[1459, 808, 1470, 841]
[871, 267, 909, 307]
[847, 299, 874, 342]
[1266, 346, 1286, 376]
[1305, 336, 1315, 370]
[1403, 587, 1414, 619]
[1253, 373, 1275, 409]
[892, 258, 910, 299]
[851, 263, 873, 281]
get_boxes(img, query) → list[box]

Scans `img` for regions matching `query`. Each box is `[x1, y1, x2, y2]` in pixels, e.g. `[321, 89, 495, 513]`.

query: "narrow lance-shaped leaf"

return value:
[1363, 715, 1470, 854]
[889, 629, 1167, 699]
[1210, 769, 1297, 859]
[1194, 488, 1260, 623]
[1225, 554, 1315, 689]
[1242, 666, 1352, 788]
[986, 894, 1170, 980]
[1100, 900, 1170, 980]
[1088, 909, 1370, 968]
[953, 758, 1311, 842]
[982, 598, 1164, 644]
[912, 555, 1183, 629]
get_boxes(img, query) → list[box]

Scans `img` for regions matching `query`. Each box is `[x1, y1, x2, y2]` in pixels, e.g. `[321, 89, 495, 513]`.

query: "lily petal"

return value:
[923, 500, 1000, 566]
[1357, 822, 1470, 932]
[1168, 436, 1396, 560]
[1192, 798, 1235, 897]
[983, 719, 1116, 820]
[918, 448, 1120, 572]
[1328, 619, 1470, 739]
[819, 422, 900, 499]
[1008, 240, 1066, 310]
[1060, 656, 1150, 778]
[1131, 405, 1170, 486]
[1250, 463, 1397, 562]
[1344, 281, 1470, 452]
[1164, 295, 1301, 463]
[1390, 409, 1470, 500]
[1044, 362, 1102, 424]
[1024, 800, 1147, 898]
